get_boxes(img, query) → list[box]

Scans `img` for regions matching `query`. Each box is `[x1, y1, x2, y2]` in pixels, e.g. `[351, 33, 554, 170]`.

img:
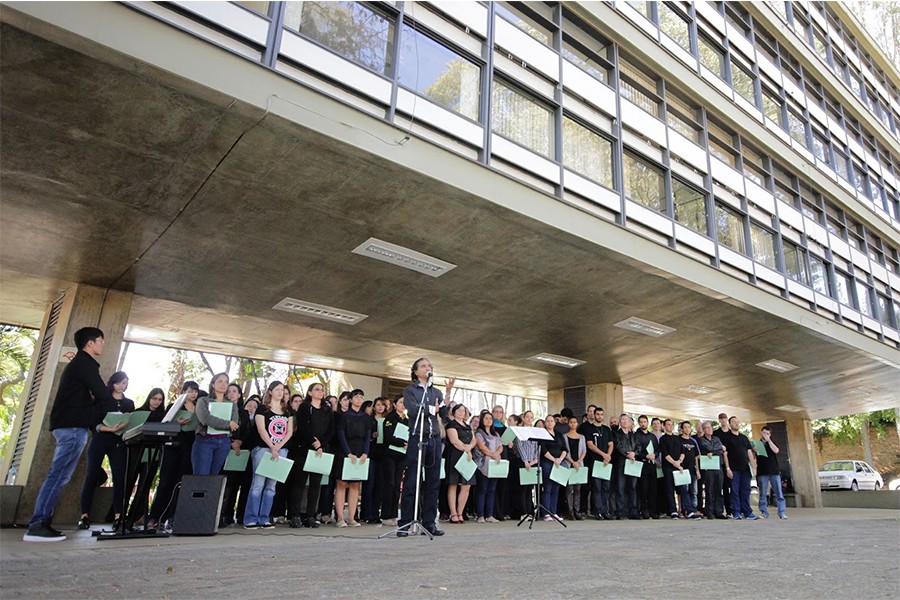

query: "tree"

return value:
[0, 326, 38, 454]
[165, 350, 206, 400]
[812, 409, 897, 466]
[845, 1, 899, 63]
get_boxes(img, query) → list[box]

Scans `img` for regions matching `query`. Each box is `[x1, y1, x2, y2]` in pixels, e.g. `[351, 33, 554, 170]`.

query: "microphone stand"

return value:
[379, 376, 434, 540]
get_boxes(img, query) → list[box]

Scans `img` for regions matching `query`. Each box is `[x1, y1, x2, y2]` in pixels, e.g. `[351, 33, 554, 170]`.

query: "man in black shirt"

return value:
[614, 415, 641, 519]
[712, 412, 732, 516]
[582, 407, 613, 520]
[756, 426, 787, 519]
[719, 416, 758, 520]
[658, 419, 681, 518]
[697, 421, 729, 519]
[24, 327, 113, 542]
[634, 415, 658, 519]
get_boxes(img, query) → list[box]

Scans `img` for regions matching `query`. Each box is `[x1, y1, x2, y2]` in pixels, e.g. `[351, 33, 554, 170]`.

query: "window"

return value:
[288, 1, 395, 75]
[834, 147, 850, 181]
[783, 240, 808, 284]
[658, 3, 691, 52]
[494, 3, 551, 46]
[235, 1, 270, 16]
[716, 203, 746, 254]
[731, 60, 756, 105]
[708, 119, 737, 167]
[619, 59, 660, 117]
[851, 162, 868, 198]
[698, 35, 725, 77]
[742, 145, 768, 187]
[856, 281, 875, 317]
[624, 152, 665, 211]
[876, 294, 895, 328]
[787, 110, 808, 147]
[626, 1, 652, 20]
[666, 92, 701, 143]
[492, 81, 553, 157]
[834, 270, 853, 307]
[398, 26, 480, 121]
[750, 222, 776, 268]
[812, 131, 830, 163]
[562, 117, 613, 188]
[562, 15, 611, 84]
[809, 255, 830, 295]
[673, 179, 707, 234]
[762, 88, 783, 125]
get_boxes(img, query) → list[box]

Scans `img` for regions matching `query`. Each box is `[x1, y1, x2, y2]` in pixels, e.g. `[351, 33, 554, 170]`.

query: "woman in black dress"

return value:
[445, 403, 475, 524]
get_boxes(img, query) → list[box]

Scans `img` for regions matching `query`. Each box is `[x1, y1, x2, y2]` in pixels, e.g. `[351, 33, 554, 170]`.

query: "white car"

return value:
[818, 460, 884, 491]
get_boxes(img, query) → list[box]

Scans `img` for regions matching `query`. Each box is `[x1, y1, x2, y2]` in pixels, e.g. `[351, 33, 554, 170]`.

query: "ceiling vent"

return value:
[528, 353, 586, 368]
[273, 298, 368, 325]
[756, 359, 798, 373]
[613, 316, 676, 337]
[352, 238, 457, 277]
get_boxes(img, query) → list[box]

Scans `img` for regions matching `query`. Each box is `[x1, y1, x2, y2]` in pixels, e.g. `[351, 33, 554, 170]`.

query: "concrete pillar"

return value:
[785, 418, 823, 509]
[586, 383, 624, 421]
[546, 388, 563, 416]
[6, 284, 132, 525]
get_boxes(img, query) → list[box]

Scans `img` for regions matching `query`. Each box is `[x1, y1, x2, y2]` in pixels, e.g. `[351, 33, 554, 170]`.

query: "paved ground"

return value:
[1, 508, 898, 599]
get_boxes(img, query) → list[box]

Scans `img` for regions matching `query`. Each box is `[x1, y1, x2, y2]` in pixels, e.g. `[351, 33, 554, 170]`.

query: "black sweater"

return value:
[50, 350, 113, 430]
[295, 401, 335, 452]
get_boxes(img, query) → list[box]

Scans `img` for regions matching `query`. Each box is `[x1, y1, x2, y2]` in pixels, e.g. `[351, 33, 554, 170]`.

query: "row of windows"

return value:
[217, 1, 900, 336]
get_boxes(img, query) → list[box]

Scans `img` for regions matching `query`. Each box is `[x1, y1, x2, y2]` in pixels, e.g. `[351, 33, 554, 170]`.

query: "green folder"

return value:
[255, 454, 294, 483]
[550, 464, 569, 486]
[568, 465, 589, 485]
[341, 457, 369, 481]
[656, 466, 664, 479]
[500, 427, 516, 445]
[376, 418, 385, 443]
[394, 423, 410, 442]
[519, 467, 542, 485]
[672, 469, 691, 486]
[646, 441, 654, 454]
[454, 454, 477, 480]
[624, 459, 643, 478]
[592, 461, 612, 481]
[207, 402, 233, 435]
[116, 411, 150, 435]
[753, 440, 768, 457]
[303, 450, 334, 476]
[700, 455, 721, 470]
[487, 459, 509, 479]
[224, 450, 250, 471]
[422, 458, 447, 481]
[389, 445, 406, 454]
[102, 412, 130, 429]
[177, 410, 198, 432]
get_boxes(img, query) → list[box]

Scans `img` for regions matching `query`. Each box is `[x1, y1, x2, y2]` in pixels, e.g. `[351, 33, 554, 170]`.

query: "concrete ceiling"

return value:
[1, 17, 898, 421]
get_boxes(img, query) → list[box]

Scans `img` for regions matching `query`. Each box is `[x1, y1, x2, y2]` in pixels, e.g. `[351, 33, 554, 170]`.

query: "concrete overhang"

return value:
[1, 3, 898, 420]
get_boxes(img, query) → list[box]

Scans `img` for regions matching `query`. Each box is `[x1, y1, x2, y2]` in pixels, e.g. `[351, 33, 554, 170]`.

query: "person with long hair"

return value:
[379, 395, 407, 526]
[563, 415, 587, 520]
[473, 410, 503, 523]
[224, 394, 260, 526]
[146, 381, 199, 531]
[192, 373, 239, 476]
[445, 403, 475, 524]
[334, 389, 370, 527]
[289, 382, 334, 528]
[244, 381, 293, 529]
[515, 410, 541, 518]
[127, 387, 167, 527]
[221, 383, 247, 527]
[362, 397, 391, 524]
[539, 415, 568, 521]
[77, 371, 134, 530]
[317, 394, 340, 523]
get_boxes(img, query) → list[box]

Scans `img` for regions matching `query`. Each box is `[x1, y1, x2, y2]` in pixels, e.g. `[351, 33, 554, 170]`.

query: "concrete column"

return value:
[586, 383, 624, 422]
[9, 284, 132, 525]
[785, 418, 823, 509]
[546, 388, 563, 416]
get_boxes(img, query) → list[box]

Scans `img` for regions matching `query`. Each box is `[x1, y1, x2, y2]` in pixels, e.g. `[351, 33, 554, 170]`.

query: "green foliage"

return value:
[165, 350, 207, 400]
[0, 326, 38, 455]
[812, 410, 897, 445]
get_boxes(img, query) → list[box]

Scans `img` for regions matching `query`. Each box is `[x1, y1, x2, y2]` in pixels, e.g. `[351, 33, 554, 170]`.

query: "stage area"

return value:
[1, 508, 897, 599]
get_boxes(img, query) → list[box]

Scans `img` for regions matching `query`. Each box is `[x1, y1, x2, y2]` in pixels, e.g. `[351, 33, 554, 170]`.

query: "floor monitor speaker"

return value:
[172, 474, 226, 536]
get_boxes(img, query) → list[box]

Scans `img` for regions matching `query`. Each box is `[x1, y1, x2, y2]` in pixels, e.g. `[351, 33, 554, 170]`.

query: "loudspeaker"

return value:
[172, 475, 226, 536]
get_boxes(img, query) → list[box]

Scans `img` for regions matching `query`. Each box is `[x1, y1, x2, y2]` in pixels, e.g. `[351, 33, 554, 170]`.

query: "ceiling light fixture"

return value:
[352, 238, 457, 277]
[613, 316, 676, 337]
[756, 359, 798, 373]
[774, 404, 804, 413]
[273, 298, 368, 325]
[528, 353, 586, 369]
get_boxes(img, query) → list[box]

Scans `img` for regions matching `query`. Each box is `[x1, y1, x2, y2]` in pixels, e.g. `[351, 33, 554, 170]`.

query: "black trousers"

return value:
[638, 461, 658, 517]
[148, 440, 192, 523]
[80, 435, 127, 516]
[380, 453, 404, 519]
[702, 469, 725, 517]
[721, 466, 732, 514]
[399, 436, 441, 527]
[222, 462, 252, 523]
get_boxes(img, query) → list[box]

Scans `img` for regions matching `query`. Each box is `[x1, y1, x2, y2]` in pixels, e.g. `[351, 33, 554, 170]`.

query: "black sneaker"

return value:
[289, 517, 303, 529]
[23, 525, 66, 542]
[77, 517, 90, 530]
[259, 522, 275, 529]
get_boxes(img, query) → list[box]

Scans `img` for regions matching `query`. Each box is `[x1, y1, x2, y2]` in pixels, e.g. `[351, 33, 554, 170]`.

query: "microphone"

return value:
[426, 371, 433, 380]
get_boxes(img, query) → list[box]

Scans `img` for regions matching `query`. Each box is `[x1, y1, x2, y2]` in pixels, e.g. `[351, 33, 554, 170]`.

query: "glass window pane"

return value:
[809, 255, 830, 295]
[788, 111, 808, 146]
[235, 1, 270, 16]
[673, 179, 707, 234]
[491, 81, 553, 157]
[783, 241, 808, 284]
[699, 36, 724, 77]
[731, 61, 756, 105]
[627, 1, 652, 19]
[762, 90, 782, 124]
[619, 60, 660, 117]
[562, 40, 608, 84]
[877, 294, 895, 328]
[855, 282, 874, 316]
[659, 3, 691, 52]
[750, 223, 776, 268]
[398, 26, 480, 121]
[289, 2, 395, 75]
[495, 3, 550, 45]
[562, 117, 613, 188]
[834, 271, 852, 307]
[716, 204, 747, 254]
[624, 153, 665, 211]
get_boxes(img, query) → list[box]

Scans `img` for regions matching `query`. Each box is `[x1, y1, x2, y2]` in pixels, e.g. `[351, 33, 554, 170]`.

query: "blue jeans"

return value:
[474, 469, 498, 518]
[758, 473, 786, 517]
[730, 469, 754, 517]
[244, 447, 287, 525]
[676, 482, 696, 514]
[191, 434, 231, 475]
[540, 459, 563, 516]
[28, 428, 89, 528]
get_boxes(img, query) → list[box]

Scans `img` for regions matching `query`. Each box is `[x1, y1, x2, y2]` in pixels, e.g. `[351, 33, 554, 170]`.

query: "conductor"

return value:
[397, 358, 453, 537]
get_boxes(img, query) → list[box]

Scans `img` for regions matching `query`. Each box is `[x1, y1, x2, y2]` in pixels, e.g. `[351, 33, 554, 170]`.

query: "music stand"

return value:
[513, 426, 566, 530]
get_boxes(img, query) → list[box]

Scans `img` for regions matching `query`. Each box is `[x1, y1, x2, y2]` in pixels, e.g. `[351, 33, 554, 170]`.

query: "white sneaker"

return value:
[779, 514, 788, 520]
[476, 517, 486, 523]
[485, 516, 499, 523]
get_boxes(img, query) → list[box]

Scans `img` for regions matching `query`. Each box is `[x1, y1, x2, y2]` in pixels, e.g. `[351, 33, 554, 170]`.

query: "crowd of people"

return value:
[21, 327, 787, 543]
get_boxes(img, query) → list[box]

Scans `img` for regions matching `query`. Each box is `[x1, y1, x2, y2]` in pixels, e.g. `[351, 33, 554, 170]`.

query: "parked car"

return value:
[818, 460, 884, 491]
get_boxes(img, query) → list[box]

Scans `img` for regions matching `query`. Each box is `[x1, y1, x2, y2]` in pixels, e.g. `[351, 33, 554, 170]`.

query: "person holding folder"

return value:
[244, 381, 293, 529]
[614, 414, 641, 520]
[334, 389, 371, 527]
[77, 372, 136, 530]
[514, 411, 541, 517]
[563, 416, 587, 520]
[697, 421, 728, 519]
[192, 372, 239, 476]
[445, 403, 475, 524]
[380, 395, 408, 526]
[289, 382, 334, 529]
[473, 410, 502, 524]
[539, 415, 568, 521]
[674, 421, 702, 519]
